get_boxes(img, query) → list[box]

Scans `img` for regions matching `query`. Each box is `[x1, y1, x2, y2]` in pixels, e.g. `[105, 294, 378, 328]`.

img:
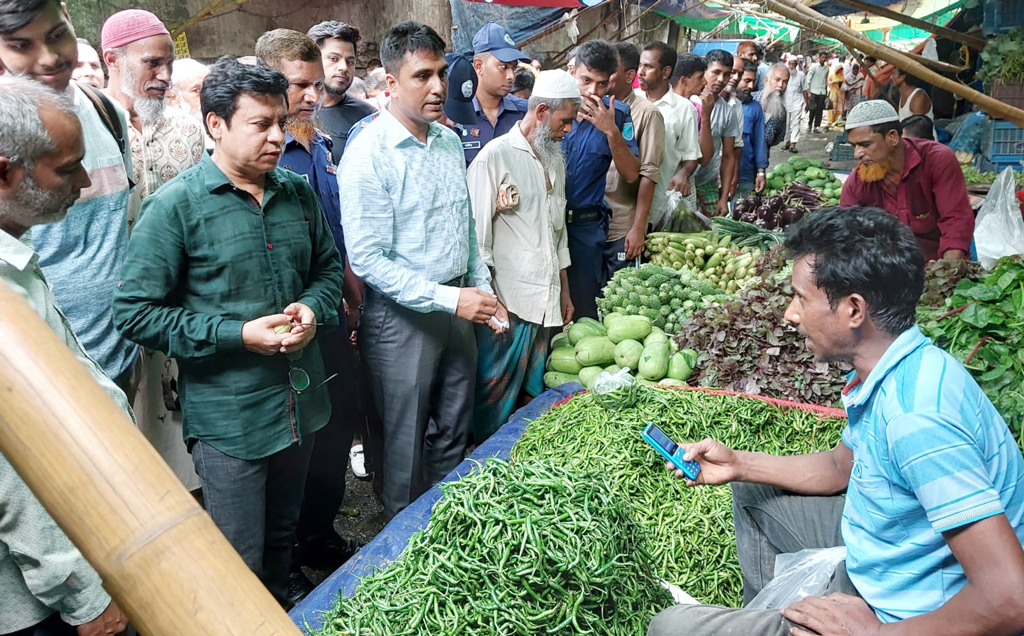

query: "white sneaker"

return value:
[349, 444, 369, 480]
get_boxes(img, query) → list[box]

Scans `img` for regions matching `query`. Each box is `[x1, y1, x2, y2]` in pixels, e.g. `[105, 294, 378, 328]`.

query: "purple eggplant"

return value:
[767, 196, 785, 214]
[740, 211, 758, 224]
[780, 206, 805, 226]
[756, 205, 772, 221]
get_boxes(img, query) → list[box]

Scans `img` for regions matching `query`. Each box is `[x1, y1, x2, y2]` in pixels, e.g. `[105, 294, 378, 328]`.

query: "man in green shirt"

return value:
[112, 58, 344, 606]
[0, 75, 129, 636]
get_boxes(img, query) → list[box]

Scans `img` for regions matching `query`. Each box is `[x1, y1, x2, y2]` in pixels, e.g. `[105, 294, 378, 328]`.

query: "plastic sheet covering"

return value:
[289, 382, 585, 633]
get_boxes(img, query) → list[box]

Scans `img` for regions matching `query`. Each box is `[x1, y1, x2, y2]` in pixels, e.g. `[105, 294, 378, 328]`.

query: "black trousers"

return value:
[808, 93, 827, 130]
[9, 612, 79, 636]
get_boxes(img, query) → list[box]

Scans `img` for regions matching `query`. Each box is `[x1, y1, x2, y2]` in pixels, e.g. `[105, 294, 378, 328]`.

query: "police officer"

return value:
[461, 22, 531, 165]
[563, 39, 640, 320]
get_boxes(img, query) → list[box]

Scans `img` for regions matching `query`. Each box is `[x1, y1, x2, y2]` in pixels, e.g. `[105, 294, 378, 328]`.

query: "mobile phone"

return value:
[641, 422, 701, 480]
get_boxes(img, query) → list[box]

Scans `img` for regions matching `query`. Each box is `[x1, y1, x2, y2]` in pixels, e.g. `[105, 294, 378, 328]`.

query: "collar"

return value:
[0, 229, 36, 272]
[618, 90, 637, 107]
[376, 106, 445, 148]
[840, 326, 929, 409]
[284, 130, 328, 152]
[473, 93, 526, 118]
[201, 152, 279, 193]
[646, 88, 676, 107]
[507, 122, 537, 157]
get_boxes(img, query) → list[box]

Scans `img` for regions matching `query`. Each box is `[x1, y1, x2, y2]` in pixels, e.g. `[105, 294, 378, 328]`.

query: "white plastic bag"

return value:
[592, 367, 639, 411]
[974, 167, 1024, 270]
[746, 546, 847, 610]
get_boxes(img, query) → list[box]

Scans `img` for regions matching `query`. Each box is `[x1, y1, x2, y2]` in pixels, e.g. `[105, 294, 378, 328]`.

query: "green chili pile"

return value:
[512, 386, 845, 607]
[319, 459, 673, 636]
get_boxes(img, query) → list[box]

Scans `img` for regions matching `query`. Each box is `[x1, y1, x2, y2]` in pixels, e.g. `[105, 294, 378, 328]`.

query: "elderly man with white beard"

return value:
[466, 70, 580, 443]
[754, 63, 790, 155]
[101, 10, 204, 231]
[101, 9, 205, 494]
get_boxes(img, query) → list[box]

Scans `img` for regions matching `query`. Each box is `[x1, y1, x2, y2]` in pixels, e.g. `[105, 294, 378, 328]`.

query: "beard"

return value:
[857, 161, 890, 183]
[325, 76, 352, 97]
[0, 169, 78, 229]
[761, 90, 786, 120]
[532, 120, 565, 178]
[286, 119, 317, 144]
[738, 88, 753, 103]
[121, 64, 167, 124]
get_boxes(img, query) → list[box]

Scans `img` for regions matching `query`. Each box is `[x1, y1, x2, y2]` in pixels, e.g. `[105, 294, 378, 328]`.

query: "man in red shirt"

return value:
[840, 100, 972, 261]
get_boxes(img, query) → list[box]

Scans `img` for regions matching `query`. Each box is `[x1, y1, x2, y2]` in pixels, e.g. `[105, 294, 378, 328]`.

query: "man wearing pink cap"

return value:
[0, 0, 138, 400]
[100, 9, 205, 493]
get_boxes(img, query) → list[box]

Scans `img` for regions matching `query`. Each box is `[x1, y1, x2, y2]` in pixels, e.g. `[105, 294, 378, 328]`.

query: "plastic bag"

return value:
[746, 546, 847, 610]
[592, 367, 639, 411]
[654, 190, 711, 233]
[974, 167, 1024, 270]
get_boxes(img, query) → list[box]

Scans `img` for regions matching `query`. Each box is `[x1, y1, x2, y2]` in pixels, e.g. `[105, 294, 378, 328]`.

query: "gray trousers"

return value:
[359, 289, 476, 520]
[192, 436, 315, 604]
[648, 482, 855, 636]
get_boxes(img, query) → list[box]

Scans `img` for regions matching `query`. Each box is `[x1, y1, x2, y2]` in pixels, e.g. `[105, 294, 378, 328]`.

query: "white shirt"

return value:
[784, 69, 807, 111]
[466, 123, 570, 328]
[642, 89, 702, 215]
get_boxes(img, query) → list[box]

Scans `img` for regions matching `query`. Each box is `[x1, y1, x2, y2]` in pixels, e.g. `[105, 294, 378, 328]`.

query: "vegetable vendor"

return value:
[648, 206, 1024, 636]
[840, 100, 974, 261]
[562, 40, 640, 320]
[466, 70, 579, 442]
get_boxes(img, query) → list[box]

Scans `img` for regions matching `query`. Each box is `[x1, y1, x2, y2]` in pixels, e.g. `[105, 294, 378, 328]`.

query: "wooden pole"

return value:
[622, 0, 671, 32]
[551, 6, 622, 66]
[903, 50, 966, 73]
[169, 0, 231, 38]
[834, 0, 986, 50]
[764, 0, 1024, 128]
[517, 0, 611, 49]
[0, 282, 303, 636]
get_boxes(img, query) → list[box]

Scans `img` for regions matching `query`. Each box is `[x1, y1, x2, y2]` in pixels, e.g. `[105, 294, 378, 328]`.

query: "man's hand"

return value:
[942, 249, 967, 261]
[343, 298, 360, 333]
[624, 226, 645, 260]
[456, 288, 499, 324]
[241, 313, 292, 356]
[579, 95, 618, 136]
[782, 594, 882, 636]
[700, 89, 717, 114]
[489, 302, 510, 334]
[561, 290, 574, 326]
[665, 437, 741, 486]
[77, 601, 128, 636]
[715, 197, 731, 218]
[669, 169, 691, 195]
[280, 302, 317, 354]
[755, 173, 766, 193]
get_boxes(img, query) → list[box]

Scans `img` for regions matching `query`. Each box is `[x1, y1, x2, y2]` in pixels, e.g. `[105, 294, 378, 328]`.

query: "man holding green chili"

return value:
[112, 57, 343, 606]
[649, 206, 1024, 636]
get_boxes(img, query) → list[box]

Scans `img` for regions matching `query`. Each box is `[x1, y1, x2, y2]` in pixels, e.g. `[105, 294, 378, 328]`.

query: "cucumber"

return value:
[543, 371, 580, 389]
[548, 347, 583, 374]
[575, 336, 617, 367]
[667, 352, 694, 381]
[607, 315, 653, 343]
[568, 317, 607, 345]
[638, 342, 671, 381]
[578, 366, 605, 390]
[550, 331, 570, 350]
[613, 339, 644, 370]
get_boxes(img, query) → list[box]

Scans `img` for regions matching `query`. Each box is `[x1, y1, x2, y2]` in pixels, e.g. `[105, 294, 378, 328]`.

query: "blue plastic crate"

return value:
[975, 154, 1023, 174]
[983, 0, 1024, 35]
[981, 118, 1024, 162]
[830, 134, 855, 161]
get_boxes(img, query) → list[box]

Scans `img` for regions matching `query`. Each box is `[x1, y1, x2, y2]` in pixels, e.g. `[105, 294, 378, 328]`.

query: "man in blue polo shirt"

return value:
[648, 206, 1024, 636]
[562, 39, 640, 320]
[255, 28, 362, 605]
[460, 22, 530, 165]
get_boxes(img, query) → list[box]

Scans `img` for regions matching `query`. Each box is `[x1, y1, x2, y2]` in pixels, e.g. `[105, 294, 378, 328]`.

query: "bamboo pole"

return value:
[551, 6, 622, 66]
[0, 282, 303, 636]
[517, 0, 611, 48]
[764, 0, 1024, 128]
[621, 0, 671, 32]
[904, 50, 966, 73]
[169, 0, 232, 38]
[834, 0, 986, 50]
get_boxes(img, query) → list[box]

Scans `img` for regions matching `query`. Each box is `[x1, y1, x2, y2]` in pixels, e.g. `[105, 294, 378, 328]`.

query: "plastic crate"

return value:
[992, 81, 1024, 111]
[830, 135, 855, 162]
[975, 154, 1023, 174]
[981, 118, 1024, 163]
[983, 0, 1024, 35]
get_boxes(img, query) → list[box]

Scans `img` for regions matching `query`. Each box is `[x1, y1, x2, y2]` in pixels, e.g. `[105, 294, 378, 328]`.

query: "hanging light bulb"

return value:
[860, 13, 870, 24]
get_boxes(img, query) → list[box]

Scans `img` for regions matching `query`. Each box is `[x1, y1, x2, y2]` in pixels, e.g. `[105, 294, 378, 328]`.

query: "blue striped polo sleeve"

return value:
[887, 411, 1004, 533]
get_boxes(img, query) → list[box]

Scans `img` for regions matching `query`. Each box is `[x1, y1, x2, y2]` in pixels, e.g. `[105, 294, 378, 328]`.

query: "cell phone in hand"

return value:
[642, 422, 701, 480]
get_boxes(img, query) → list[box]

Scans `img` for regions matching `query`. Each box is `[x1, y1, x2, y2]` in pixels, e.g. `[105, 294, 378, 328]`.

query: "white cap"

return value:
[846, 99, 900, 130]
[531, 69, 581, 100]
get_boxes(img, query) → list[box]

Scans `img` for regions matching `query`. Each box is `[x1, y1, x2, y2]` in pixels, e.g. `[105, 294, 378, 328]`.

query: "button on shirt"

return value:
[606, 91, 664, 242]
[461, 94, 528, 166]
[339, 107, 493, 314]
[282, 131, 345, 263]
[563, 97, 640, 211]
[839, 326, 1024, 623]
[112, 154, 344, 460]
[643, 89, 701, 225]
[126, 105, 205, 231]
[467, 122, 570, 327]
[692, 96, 740, 186]
[839, 137, 974, 259]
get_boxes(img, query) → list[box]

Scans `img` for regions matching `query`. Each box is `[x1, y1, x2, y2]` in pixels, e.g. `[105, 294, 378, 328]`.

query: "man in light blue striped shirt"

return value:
[339, 21, 507, 519]
[648, 206, 1024, 636]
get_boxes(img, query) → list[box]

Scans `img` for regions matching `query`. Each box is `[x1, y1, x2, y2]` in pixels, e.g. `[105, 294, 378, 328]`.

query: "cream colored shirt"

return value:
[643, 88, 703, 216]
[467, 122, 570, 328]
[126, 105, 205, 232]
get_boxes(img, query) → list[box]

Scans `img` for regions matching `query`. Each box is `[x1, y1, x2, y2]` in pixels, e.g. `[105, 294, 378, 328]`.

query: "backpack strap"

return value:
[77, 83, 135, 189]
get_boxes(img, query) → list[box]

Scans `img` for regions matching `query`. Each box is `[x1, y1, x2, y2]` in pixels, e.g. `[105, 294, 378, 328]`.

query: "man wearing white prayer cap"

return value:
[465, 70, 582, 442]
[839, 99, 973, 261]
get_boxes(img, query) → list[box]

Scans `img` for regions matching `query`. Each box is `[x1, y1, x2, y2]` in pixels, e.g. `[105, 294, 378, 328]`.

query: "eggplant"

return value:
[745, 196, 761, 209]
[740, 211, 758, 224]
[767, 196, 785, 214]
[755, 205, 772, 221]
[780, 206, 805, 226]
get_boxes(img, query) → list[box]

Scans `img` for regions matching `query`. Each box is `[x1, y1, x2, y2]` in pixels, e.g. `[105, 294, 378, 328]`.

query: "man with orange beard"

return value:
[839, 100, 972, 261]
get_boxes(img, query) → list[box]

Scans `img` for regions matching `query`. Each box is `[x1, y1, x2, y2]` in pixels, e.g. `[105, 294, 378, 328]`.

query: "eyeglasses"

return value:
[289, 367, 339, 394]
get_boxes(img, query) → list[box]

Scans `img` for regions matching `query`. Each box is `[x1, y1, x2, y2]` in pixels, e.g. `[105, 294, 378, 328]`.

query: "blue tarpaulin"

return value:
[289, 382, 584, 633]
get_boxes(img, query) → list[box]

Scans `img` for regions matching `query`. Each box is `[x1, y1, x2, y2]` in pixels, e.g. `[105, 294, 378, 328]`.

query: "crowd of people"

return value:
[0, 0, 1013, 634]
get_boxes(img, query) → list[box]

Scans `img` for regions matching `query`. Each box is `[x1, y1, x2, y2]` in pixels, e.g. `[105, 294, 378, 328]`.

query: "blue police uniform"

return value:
[460, 94, 528, 165]
[345, 111, 381, 150]
[281, 131, 345, 263]
[561, 98, 639, 319]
